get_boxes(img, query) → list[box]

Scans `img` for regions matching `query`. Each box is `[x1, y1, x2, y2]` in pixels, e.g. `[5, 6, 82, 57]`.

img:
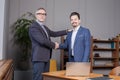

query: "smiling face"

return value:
[70, 15, 81, 28]
[35, 8, 47, 22]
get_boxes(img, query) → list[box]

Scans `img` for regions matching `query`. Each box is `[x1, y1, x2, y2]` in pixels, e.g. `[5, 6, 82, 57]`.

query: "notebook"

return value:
[66, 62, 90, 76]
[87, 77, 114, 80]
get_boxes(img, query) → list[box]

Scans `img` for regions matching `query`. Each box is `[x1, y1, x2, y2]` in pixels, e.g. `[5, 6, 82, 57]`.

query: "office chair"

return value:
[109, 66, 120, 76]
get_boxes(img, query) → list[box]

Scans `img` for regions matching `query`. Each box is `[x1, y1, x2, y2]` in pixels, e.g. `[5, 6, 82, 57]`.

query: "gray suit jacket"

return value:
[29, 21, 67, 62]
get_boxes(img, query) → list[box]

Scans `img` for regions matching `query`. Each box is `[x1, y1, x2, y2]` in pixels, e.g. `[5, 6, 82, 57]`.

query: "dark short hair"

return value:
[70, 12, 80, 19]
[37, 8, 46, 12]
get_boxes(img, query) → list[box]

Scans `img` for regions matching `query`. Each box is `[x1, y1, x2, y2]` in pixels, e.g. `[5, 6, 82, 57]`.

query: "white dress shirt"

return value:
[36, 20, 49, 38]
[71, 25, 80, 56]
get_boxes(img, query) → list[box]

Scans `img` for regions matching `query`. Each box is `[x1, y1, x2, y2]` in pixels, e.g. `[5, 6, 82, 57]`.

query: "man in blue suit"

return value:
[57, 12, 91, 62]
[29, 8, 69, 80]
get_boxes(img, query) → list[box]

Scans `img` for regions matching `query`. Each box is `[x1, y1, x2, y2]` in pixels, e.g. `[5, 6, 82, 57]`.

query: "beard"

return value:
[72, 23, 77, 27]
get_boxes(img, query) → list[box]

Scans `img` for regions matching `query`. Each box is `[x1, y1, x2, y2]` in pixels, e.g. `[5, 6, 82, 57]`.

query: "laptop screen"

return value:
[66, 62, 90, 76]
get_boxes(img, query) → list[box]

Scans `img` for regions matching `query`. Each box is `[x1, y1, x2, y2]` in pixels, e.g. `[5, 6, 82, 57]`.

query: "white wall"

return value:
[114, 0, 120, 35]
[0, 0, 5, 59]
[8, 0, 120, 71]
[9, 0, 120, 38]
[3, 0, 10, 59]
[0, 0, 10, 59]
[85, 0, 115, 39]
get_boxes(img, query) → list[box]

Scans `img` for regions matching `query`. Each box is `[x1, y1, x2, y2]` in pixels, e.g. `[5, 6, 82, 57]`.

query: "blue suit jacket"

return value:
[59, 26, 91, 62]
[29, 21, 67, 62]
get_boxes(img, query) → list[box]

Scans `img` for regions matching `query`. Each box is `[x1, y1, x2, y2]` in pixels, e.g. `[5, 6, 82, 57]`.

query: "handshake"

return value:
[55, 42, 59, 49]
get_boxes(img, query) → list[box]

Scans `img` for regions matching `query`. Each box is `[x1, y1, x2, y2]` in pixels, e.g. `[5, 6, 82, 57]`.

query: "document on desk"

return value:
[87, 77, 114, 80]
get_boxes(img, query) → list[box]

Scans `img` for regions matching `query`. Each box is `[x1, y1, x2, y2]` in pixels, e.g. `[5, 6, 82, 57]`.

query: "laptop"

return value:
[66, 62, 90, 76]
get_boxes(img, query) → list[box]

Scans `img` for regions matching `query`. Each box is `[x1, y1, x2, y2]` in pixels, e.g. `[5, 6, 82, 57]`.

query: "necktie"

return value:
[41, 25, 49, 38]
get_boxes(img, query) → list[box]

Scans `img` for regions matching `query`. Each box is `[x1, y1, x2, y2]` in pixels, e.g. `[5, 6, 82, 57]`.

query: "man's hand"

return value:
[55, 42, 59, 49]
[66, 29, 73, 32]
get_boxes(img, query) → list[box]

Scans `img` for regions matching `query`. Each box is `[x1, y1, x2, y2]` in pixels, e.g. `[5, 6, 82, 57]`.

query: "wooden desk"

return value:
[0, 59, 13, 80]
[109, 75, 120, 80]
[42, 70, 103, 80]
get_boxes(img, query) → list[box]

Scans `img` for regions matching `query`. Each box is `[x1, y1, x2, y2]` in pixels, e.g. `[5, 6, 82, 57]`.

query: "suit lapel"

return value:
[74, 26, 82, 46]
[35, 22, 49, 39]
[69, 31, 72, 49]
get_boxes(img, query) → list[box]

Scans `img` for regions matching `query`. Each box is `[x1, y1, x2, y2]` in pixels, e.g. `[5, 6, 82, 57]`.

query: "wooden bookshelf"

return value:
[60, 36, 120, 72]
[90, 37, 119, 71]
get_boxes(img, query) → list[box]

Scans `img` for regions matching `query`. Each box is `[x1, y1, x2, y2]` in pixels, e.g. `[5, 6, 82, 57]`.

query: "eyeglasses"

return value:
[36, 13, 47, 16]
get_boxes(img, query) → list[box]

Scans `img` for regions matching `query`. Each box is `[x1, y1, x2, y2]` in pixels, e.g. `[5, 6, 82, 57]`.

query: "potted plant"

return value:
[12, 12, 35, 70]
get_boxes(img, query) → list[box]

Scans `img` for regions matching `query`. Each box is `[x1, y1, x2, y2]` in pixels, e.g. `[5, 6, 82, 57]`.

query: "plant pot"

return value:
[18, 60, 30, 71]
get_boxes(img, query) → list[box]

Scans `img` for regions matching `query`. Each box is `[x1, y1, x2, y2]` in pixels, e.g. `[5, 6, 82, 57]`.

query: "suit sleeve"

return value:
[82, 29, 91, 62]
[59, 34, 69, 49]
[29, 26, 55, 49]
[45, 26, 67, 37]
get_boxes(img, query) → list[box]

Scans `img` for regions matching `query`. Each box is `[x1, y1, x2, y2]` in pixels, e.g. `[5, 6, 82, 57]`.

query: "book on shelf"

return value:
[94, 61, 113, 66]
[87, 77, 114, 80]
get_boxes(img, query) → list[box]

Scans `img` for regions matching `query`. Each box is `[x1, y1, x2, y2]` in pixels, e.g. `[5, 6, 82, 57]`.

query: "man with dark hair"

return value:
[70, 12, 80, 19]
[57, 12, 91, 62]
[29, 8, 69, 80]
